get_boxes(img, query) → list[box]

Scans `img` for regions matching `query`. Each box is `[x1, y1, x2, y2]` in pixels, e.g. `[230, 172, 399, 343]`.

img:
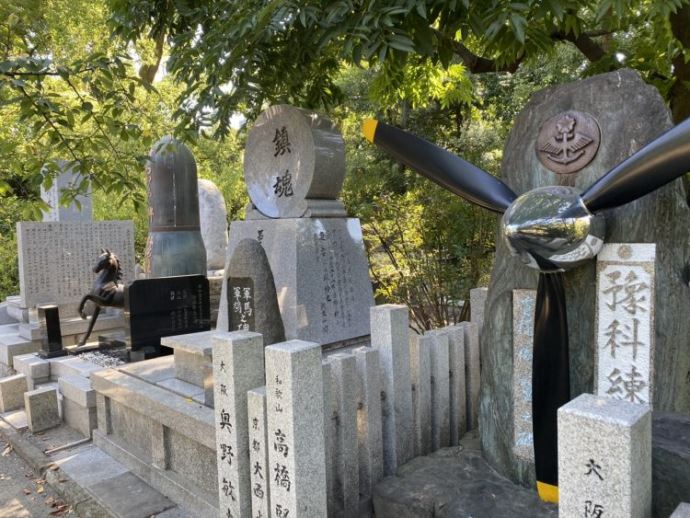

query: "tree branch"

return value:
[431, 28, 523, 73]
[551, 30, 607, 62]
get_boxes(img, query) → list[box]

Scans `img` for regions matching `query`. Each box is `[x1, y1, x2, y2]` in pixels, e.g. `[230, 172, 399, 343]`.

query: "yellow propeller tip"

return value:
[362, 119, 378, 144]
[536, 481, 559, 503]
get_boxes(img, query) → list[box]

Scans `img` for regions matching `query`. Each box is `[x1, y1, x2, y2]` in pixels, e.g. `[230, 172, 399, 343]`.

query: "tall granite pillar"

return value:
[479, 69, 690, 488]
[144, 136, 207, 277]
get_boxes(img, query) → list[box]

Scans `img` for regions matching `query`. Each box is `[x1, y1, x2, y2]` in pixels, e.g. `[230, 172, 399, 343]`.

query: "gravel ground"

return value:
[0, 440, 72, 517]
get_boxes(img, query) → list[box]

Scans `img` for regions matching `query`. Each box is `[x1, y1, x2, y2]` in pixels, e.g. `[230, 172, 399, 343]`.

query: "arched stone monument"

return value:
[198, 178, 228, 272]
[479, 68, 690, 488]
[144, 136, 207, 277]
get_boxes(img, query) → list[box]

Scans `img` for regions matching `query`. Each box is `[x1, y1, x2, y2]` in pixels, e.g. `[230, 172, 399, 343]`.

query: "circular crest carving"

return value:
[535, 111, 601, 175]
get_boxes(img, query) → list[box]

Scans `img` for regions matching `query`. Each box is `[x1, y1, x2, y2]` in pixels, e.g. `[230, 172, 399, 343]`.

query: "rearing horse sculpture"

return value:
[77, 249, 125, 346]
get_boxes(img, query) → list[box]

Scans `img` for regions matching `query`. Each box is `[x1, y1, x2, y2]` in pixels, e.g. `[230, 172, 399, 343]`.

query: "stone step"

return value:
[18, 312, 125, 342]
[49, 356, 103, 380]
[0, 323, 19, 336]
[0, 334, 39, 367]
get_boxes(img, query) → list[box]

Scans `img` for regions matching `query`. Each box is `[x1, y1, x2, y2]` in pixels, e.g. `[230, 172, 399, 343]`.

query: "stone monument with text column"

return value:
[218, 105, 375, 347]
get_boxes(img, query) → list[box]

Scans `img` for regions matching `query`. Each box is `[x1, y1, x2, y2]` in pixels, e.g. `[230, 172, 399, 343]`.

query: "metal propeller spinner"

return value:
[362, 116, 690, 503]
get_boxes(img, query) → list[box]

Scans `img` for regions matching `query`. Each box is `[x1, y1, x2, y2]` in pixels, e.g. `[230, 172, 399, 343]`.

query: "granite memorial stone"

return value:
[410, 334, 432, 457]
[354, 346, 384, 499]
[371, 304, 414, 475]
[479, 69, 690, 487]
[17, 221, 135, 309]
[558, 393, 651, 518]
[221, 238, 285, 346]
[144, 136, 206, 277]
[244, 104, 345, 219]
[125, 275, 210, 355]
[219, 104, 374, 347]
[595, 244, 655, 406]
[248, 387, 271, 518]
[198, 179, 228, 272]
[266, 340, 327, 517]
[213, 331, 265, 518]
[40, 160, 92, 222]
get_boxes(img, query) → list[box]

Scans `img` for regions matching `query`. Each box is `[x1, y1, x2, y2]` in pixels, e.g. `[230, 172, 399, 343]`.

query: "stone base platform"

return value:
[91, 358, 218, 517]
[373, 434, 558, 518]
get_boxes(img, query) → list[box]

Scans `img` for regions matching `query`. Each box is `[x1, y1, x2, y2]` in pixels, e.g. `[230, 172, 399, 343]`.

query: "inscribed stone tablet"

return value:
[244, 105, 345, 218]
[125, 275, 210, 352]
[595, 244, 656, 406]
[17, 221, 134, 308]
[40, 161, 92, 222]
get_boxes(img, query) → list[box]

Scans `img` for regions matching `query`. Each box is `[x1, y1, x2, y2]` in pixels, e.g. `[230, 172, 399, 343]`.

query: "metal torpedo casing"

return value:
[145, 136, 207, 277]
[501, 186, 605, 272]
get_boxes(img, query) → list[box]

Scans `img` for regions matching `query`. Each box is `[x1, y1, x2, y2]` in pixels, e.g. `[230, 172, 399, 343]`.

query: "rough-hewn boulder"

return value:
[479, 68, 690, 487]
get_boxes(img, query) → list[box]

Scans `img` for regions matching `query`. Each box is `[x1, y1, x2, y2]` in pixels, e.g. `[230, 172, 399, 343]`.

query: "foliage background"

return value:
[1, 0, 689, 330]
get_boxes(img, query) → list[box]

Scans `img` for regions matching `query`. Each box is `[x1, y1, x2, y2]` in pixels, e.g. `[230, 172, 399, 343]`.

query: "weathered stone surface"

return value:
[218, 238, 285, 346]
[244, 104, 345, 218]
[371, 305, 414, 475]
[248, 387, 271, 518]
[17, 221, 135, 308]
[512, 289, 536, 462]
[672, 504, 690, 518]
[24, 387, 61, 432]
[480, 69, 690, 487]
[410, 334, 432, 457]
[469, 287, 488, 338]
[428, 331, 450, 450]
[145, 136, 206, 277]
[354, 346, 384, 499]
[595, 244, 656, 406]
[265, 340, 328, 517]
[198, 179, 228, 271]
[445, 326, 466, 446]
[58, 374, 95, 407]
[0, 374, 27, 412]
[40, 160, 93, 222]
[652, 412, 690, 518]
[558, 394, 651, 518]
[212, 331, 265, 518]
[372, 437, 557, 518]
[219, 218, 374, 346]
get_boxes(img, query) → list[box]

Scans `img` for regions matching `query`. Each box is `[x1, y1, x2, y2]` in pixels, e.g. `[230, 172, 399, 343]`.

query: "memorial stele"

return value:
[218, 104, 375, 347]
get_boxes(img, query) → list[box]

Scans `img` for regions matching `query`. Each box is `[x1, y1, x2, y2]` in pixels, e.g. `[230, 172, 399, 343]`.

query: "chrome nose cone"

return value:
[501, 186, 605, 271]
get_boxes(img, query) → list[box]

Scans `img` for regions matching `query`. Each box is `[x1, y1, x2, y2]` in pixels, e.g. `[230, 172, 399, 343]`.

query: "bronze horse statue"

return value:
[77, 249, 125, 346]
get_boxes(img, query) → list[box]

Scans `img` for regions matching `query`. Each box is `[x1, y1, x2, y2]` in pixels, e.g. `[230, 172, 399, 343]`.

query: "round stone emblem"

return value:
[535, 111, 601, 175]
[244, 105, 345, 218]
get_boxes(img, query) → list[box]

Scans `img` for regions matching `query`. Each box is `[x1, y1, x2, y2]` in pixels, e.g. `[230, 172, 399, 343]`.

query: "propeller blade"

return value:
[581, 117, 690, 212]
[362, 120, 518, 213]
[532, 271, 570, 504]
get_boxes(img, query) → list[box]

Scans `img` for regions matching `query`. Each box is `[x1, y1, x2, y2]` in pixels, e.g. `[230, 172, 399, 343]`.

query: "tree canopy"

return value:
[1, 0, 689, 326]
[109, 0, 690, 136]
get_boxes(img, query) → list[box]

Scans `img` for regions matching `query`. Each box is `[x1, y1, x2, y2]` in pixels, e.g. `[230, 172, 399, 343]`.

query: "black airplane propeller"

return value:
[362, 116, 690, 503]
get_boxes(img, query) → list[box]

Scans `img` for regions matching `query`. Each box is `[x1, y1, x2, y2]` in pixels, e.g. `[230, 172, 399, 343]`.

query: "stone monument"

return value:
[223, 238, 285, 345]
[144, 136, 207, 277]
[40, 160, 92, 222]
[198, 179, 228, 273]
[218, 105, 374, 347]
[479, 69, 690, 488]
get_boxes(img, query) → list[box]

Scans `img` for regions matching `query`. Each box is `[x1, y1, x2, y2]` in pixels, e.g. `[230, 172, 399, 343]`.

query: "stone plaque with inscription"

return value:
[595, 243, 656, 406]
[227, 277, 255, 332]
[125, 275, 210, 353]
[17, 221, 135, 308]
[244, 105, 345, 218]
[218, 219, 374, 346]
[221, 238, 285, 346]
